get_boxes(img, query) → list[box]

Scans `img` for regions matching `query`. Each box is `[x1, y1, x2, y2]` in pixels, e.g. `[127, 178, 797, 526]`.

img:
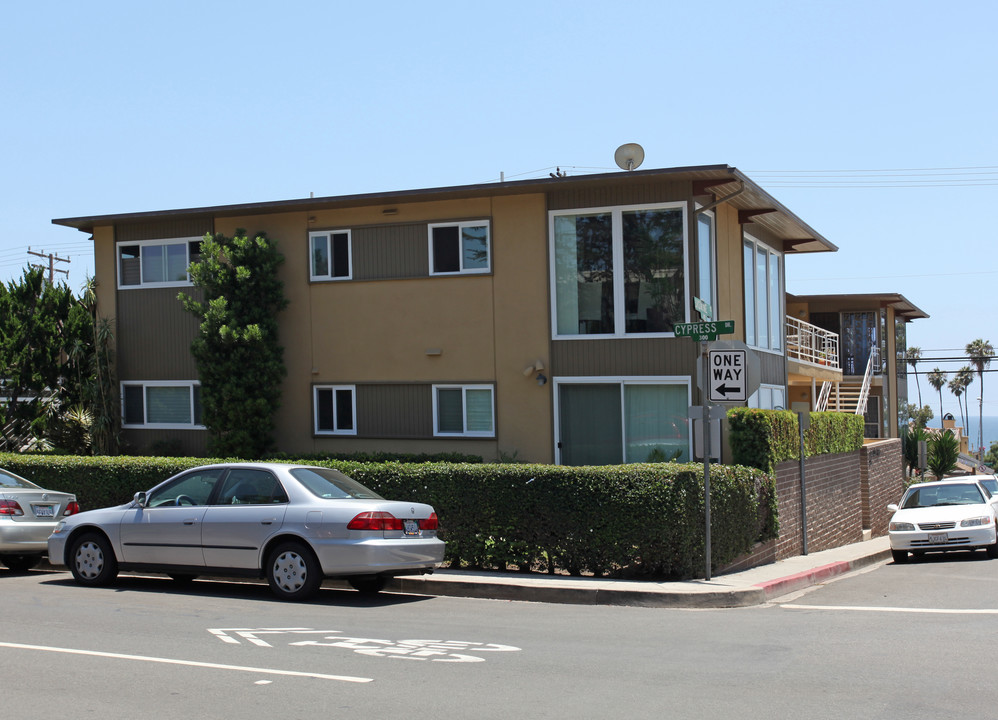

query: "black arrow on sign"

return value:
[714, 384, 740, 397]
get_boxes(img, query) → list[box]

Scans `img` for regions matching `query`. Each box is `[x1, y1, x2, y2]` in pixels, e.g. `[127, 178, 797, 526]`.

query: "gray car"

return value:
[48, 462, 444, 601]
[1, 467, 79, 571]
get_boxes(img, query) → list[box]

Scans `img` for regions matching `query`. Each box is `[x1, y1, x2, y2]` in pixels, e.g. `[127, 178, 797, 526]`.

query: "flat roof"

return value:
[52, 164, 837, 254]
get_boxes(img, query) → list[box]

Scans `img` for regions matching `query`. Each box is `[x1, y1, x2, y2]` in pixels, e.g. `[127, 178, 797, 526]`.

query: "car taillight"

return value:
[0, 500, 24, 516]
[347, 511, 404, 531]
[64, 502, 80, 516]
[420, 513, 439, 530]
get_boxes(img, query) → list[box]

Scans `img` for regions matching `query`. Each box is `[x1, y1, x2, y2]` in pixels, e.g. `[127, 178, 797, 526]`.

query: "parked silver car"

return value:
[48, 462, 444, 600]
[1, 467, 79, 571]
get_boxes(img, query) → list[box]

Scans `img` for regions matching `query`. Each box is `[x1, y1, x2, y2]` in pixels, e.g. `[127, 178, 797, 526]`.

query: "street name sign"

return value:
[674, 320, 735, 341]
[708, 348, 747, 402]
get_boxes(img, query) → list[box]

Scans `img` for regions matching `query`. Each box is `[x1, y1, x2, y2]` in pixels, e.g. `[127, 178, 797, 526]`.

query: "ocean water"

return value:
[927, 415, 998, 454]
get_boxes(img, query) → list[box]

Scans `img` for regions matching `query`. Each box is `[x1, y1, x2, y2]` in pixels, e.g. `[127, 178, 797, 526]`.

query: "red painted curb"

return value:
[754, 561, 852, 599]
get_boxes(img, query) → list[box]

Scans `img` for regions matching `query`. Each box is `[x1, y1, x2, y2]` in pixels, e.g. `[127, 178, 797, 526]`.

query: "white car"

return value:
[48, 462, 444, 600]
[887, 477, 998, 564]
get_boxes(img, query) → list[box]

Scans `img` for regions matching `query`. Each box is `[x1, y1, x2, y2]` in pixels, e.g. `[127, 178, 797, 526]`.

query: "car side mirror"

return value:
[133, 491, 148, 508]
[887, 503, 899, 512]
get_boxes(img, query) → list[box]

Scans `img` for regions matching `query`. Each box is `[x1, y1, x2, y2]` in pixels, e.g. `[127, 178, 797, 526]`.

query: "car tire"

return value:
[69, 532, 119, 586]
[348, 576, 388, 594]
[891, 549, 909, 564]
[0, 554, 41, 572]
[266, 542, 322, 601]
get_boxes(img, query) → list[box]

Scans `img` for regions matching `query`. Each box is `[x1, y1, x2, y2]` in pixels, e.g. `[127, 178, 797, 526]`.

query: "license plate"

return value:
[32, 504, 55, 518]
[403, 519, 420, 536]
[927, 533, 948, 544]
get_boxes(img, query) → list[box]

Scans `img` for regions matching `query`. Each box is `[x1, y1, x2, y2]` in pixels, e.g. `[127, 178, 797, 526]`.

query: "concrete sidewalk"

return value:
[386, 535, 893, 609]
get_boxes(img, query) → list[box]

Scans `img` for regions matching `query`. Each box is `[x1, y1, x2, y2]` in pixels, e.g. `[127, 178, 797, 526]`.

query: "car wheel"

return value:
[891, 549, 909, 564]
[348, 576, 388, 594]
[69, 532, 119, 586]
[0, 554, 41, 572]
[266, 542, 322, 601]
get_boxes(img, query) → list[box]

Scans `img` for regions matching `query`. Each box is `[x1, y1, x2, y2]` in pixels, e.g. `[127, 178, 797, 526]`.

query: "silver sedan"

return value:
[1, 467, 79, 571]
[48, 462, 444, 600]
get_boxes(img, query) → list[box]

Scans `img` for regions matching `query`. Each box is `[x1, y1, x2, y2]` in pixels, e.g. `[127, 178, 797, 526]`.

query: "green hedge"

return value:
[727, 409, 864, 472]
[1, 453, 776, 580]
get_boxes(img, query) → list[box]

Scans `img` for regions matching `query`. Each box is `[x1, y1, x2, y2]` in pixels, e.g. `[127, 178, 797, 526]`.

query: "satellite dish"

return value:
[614, 143, 645, 171]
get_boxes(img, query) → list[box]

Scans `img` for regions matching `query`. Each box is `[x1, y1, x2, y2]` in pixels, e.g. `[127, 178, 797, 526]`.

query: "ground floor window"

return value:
[313, 385, 356, 435]
[121, 381, 202, 428]
[555, 379, 690, 465]
[433, 384, 495, 437]
[748, 384, 787, 410]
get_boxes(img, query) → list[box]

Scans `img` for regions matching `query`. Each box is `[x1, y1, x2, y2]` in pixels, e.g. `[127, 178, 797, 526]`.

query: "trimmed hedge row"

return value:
[2, 454, 776, 580]
[728, 409, 864, 472]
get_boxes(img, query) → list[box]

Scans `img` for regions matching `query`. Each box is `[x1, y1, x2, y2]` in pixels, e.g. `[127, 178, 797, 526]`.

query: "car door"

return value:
[118, 468, 225, 567]
[201, 468, 288, 569]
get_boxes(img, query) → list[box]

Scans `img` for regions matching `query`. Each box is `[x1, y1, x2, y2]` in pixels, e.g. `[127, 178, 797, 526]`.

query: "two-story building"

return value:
[54, 164, 843, 463]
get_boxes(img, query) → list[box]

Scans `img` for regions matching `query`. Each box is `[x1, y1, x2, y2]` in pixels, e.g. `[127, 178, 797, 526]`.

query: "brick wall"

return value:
[860, 439, 905, 537]
[775, 452, 863, 559]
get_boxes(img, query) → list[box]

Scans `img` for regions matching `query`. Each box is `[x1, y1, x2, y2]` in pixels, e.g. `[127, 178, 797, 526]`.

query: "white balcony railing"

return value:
[786, 316, 840, 369]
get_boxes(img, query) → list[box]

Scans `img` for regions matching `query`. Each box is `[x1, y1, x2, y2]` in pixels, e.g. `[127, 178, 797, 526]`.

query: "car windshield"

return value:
[290, 467, 384, 500]
[902, 483, 985, 509]
[0, 469, 40, 489]
[979, 478, 998, 495]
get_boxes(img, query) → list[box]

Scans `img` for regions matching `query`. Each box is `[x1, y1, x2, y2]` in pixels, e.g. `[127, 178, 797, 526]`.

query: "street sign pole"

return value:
[702, 340, 712, 581]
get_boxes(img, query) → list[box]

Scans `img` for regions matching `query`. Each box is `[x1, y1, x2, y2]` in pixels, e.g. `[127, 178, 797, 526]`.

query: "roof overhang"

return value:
[788, 292, 929, 321]
[52, 164, 836, 254]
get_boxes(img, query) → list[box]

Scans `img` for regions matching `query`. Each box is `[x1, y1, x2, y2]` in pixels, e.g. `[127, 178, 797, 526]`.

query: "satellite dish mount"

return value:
[614, 143, 645, 171]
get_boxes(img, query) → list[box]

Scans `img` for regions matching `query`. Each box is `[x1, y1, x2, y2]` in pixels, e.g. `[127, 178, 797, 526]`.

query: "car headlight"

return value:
[52, 521, 66, 534]
[889, 521, 916, 531]
[961, 516, 993, 527]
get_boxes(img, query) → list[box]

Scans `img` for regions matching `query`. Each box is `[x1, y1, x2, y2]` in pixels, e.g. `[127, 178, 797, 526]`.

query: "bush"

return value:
[728, 409, 864, 472]
[0, 453, 775, 580]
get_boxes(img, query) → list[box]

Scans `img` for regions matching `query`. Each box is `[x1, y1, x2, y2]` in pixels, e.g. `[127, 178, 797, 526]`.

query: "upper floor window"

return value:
[428, 221, 490, 275]
[310, 230, 352, 281]
[433, 384, 494, 437]
[550, 203, 687, 338]
[117, 238, 201, 289]
[121, 381, 202, 428]
[313, 384, 356, 435]
[743, 233, 783, 352]
[696, 210, 716, 312]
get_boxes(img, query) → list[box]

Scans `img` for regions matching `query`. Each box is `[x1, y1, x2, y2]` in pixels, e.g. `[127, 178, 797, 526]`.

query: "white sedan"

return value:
[48, 462, 444, 600]
[887, 477, 998, 564]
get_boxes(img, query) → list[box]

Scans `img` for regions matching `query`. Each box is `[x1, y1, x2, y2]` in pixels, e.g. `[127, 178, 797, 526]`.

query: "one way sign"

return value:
[708, 349, 747, 402]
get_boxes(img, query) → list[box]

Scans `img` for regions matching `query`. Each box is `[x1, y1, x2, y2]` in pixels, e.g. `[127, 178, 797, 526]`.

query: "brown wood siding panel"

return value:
[357, 384, 432, 437]
[547, 180, 691, 211]
[551, 339, 698, 377]
[117, 288, 200, 380]
[116, 219, 213, 243]
[122, 429, 209, 457]
[353, 223, 427, 280]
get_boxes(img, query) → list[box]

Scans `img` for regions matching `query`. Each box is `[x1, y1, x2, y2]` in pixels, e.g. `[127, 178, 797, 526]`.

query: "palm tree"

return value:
[948, 375, 965, 436]
[927, 368, 947, 429]
[906, 346, 923, 407]
[966, 339, 994, 459]
[956, 366, 975, 439]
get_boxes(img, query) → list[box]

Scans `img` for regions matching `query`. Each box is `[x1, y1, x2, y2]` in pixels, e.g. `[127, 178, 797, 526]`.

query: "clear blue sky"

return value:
[2, 0, 995, 421]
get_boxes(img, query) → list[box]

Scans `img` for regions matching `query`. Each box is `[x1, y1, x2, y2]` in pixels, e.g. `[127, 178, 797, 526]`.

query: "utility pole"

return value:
[27, 248, 70, 284]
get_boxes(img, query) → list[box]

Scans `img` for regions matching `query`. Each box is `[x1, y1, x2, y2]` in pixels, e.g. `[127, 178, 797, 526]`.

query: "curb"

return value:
[753, 546, 893, 601]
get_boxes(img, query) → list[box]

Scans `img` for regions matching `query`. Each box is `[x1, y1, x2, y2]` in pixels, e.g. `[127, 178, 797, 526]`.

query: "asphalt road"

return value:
[4, 554, 998, 719]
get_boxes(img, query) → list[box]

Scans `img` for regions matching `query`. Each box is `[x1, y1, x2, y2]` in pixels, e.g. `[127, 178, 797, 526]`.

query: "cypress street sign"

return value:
[673, 320, 735, 341]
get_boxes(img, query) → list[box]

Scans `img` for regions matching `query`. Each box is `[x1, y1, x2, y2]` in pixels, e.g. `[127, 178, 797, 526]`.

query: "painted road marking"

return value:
[0, 641, 372, 683]
[782, 604, 998, 614]
[208, 627, 522, 663]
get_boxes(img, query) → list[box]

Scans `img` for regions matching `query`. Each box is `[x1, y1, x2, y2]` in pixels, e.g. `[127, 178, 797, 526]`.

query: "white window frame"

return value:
[309, 230, 353, 281]
[431, 384, 495, 437]
[743, 232, 784, 354]
[116, 237, 200, 290]
[548, 202, 690, 339]
[552, 376, 692, 465]
[120, 381, 204, 429]
[695, 207, 717, 313]
[748, 383, 787, 410]
[427, 220, 491, 276]
[313, 384, 357, 436]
